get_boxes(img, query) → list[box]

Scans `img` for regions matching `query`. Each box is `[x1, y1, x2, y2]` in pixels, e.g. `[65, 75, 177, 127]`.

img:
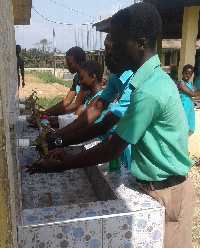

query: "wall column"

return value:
[0, 0, 19, 247]
[170, 51, 178, 65]
[156, 32, 162, 61]
[178, 6, 200, 79]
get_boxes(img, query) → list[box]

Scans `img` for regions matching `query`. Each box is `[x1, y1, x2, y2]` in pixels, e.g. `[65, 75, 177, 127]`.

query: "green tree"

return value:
[21, 48, 53, 68]
[20, 38, 66, 68]
[40, 39, 48, 52]
[21, 48, 66, 68]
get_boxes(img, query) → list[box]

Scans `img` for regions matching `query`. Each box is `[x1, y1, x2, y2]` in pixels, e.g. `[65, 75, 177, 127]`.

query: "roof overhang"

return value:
[93, 0, 200, 39]
[145, 0, 200, 39]
[12, 0, 32, 25]
[94, 17, 111, 33]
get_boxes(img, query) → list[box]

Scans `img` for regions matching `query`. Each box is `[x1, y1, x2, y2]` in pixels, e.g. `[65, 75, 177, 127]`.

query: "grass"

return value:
[36, 96, 65, 110]
[26, 71, 74, 109]
[27, 71, 73, 88]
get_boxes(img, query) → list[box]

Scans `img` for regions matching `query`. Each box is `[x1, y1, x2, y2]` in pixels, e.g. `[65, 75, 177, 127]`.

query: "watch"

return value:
[54, 137, 63, 147]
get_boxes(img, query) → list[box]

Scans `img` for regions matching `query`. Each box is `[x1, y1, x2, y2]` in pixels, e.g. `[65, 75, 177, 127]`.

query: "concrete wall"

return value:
[0, 0, 19, 247]
[25, 68, 72, 79]
[188, 110, 200, 158]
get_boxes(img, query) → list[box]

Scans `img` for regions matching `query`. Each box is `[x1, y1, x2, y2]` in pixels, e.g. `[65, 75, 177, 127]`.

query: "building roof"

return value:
[93, 0, 200, 39]
[145, 0, 200, 39]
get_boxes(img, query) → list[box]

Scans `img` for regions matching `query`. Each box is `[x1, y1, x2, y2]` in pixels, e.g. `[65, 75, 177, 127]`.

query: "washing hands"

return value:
[25, 149, 71, 174]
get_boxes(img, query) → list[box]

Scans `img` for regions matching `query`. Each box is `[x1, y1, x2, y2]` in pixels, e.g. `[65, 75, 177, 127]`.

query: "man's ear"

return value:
[138, 38, 147, 50]
[92, 74, 96, 82]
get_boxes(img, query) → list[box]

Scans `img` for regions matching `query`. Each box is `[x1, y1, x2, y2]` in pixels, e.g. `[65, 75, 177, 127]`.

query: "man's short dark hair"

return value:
[182, 64, 194, 73]
[80, 60, 103, 82]
[66, 46, 86, 63]
[110, 2, 162, 50]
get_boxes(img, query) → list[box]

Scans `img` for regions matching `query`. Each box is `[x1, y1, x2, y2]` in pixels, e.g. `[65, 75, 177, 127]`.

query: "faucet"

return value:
[29, 124, 52, 156]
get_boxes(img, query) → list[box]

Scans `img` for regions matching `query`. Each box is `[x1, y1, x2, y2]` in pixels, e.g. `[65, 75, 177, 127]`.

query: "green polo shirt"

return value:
[115, 55, 194, 181]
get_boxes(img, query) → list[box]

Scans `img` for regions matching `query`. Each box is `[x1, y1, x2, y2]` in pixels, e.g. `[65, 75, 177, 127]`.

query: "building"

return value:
[0, 1, 32, 247]
[93, 0, 200, 79]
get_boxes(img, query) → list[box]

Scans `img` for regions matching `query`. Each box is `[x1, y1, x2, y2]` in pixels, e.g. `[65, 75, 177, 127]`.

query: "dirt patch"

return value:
[19, 74, 70, 99]
[189, 166, 200, 246]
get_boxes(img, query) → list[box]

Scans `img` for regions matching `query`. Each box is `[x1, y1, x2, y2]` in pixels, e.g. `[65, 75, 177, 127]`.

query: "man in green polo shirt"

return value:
[26, 3, 195, 247]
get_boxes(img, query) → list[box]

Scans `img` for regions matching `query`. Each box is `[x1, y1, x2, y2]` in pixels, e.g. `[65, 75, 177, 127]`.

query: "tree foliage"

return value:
[20, 48, 52, 68]
[20, 39, 66, 68]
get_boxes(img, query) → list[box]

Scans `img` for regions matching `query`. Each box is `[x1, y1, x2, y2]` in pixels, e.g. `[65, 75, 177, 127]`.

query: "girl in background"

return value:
[177, 64, 200, 131]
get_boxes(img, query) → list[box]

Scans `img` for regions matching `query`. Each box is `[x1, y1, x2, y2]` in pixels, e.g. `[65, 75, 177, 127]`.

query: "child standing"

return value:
[177, 64, 200, 131]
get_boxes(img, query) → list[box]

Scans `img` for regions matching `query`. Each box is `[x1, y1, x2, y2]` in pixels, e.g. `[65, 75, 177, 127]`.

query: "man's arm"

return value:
[44, 79, 77, 115]
[66, 132, 128, 169]
[74, 103, 84, 115]
[26, 132, 129, 173]
[56, 97, 110, 136]
[61, 111, 120, 146]
[44, 90, 76, 115]
[58, 89, 89, 115]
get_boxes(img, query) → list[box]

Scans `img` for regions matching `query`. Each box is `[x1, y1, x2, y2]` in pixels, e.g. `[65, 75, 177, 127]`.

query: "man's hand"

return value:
[25, 158, 66, 174]
[48, 148, 71, 160]
[44, 131, 58, 150]
[25, 149, 71, 174]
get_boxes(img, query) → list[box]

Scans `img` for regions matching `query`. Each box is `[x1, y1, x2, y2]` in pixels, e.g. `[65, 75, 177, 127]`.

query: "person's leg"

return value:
[18, 75, 20, 89]
[146, 177, 195, 248]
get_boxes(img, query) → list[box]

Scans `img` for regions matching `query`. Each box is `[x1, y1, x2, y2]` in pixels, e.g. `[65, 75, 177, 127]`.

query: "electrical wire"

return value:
[32, 6, 95, 25]
[48, 0, 95, 19]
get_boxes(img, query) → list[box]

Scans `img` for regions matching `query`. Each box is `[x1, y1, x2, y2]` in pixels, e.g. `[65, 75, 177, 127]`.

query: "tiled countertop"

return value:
[17, 119, 165, 248]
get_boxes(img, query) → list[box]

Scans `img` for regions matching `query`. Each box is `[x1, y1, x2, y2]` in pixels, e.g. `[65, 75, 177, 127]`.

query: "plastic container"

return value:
[58, 114, 78, 129]
[109, 158, 121, 171]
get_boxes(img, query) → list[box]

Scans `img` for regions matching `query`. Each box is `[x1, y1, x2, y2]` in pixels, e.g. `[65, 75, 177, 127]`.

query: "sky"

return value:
[14, 0, 137, 53]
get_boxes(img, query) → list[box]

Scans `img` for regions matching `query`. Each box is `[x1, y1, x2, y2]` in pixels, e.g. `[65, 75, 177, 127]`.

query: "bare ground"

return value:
[19, 73, 200, 247]
[18, 74, 70, 99]
[189, 166, 200, 247]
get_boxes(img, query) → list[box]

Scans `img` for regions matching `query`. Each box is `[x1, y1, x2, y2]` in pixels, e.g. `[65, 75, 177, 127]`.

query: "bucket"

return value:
[58, 114, 78, 129]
